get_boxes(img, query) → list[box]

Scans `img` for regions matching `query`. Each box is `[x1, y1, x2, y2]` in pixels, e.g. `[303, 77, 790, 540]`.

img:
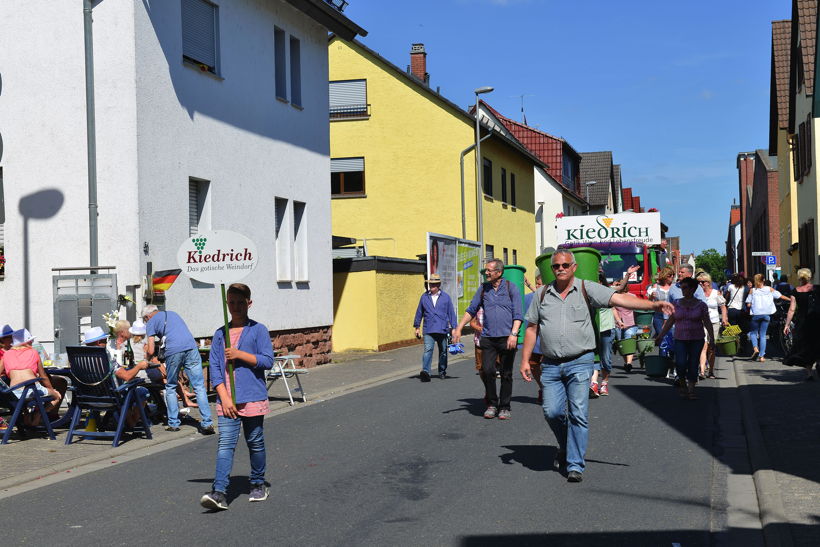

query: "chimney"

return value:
[409, 43, 429, 84]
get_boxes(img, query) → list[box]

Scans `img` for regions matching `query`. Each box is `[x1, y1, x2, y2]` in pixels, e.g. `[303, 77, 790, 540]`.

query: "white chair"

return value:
[266, 354, 308, 405]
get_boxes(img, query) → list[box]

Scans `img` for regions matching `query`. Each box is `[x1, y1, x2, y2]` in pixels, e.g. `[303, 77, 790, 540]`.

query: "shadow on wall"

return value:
[19, 189, 65, 328]
[141, 0, 325, 156]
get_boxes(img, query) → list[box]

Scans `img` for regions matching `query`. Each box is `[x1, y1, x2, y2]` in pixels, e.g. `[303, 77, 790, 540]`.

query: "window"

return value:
[501, 168, 507, 203]
[275, 197, 292, 281]
[329, 80, 369, 118]
[181, 0, 219, 74]
[512, 249, 518, 265]
[510, 173, 517, 207]
[799, 218, 816, 269]
[289, 36, 301, 107]
[485, 244, 494, 260]
[188, 178, 211, 236]
[274, 27, 287, 99]
[331, 157, 365, 196]
[483, 158, 493, 196]
[293, 201, 308, 281]
[503, 248, 509, 264]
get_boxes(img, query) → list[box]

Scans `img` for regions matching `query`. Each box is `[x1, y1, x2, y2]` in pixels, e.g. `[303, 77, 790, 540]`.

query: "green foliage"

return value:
[695, 248, 727, 283]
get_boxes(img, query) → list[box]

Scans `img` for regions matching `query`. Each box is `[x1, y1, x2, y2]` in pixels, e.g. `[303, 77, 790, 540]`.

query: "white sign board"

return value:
[555, 212, 661, 245]
[177, 230, 258, 284]
[751, 251, 772, 256]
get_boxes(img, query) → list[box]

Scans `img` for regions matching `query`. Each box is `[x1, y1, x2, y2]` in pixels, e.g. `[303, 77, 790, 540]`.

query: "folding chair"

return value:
[64, 346, 152, 447]
[0, 378, 56, 444]
[265, 354, 308, 405]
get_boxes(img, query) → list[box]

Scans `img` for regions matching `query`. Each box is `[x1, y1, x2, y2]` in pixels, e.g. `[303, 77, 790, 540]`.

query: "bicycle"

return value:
[768, 300, 794, 356]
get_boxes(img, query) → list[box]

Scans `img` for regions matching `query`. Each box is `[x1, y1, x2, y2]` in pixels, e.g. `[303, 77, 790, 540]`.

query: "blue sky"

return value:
[342, 0, 789, 255]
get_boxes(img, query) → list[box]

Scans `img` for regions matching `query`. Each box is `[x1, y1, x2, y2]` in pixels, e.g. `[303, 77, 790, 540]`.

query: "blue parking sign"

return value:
[765, 255, 776, 265]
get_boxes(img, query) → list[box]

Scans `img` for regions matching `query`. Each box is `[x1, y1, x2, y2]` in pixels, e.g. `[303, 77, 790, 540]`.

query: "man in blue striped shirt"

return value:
[454, 259, 523, 420]
[414, 274, 458, 382]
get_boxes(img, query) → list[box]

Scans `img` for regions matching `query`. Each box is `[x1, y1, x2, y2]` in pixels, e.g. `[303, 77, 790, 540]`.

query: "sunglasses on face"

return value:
[699, 280, 709, 284]
[551, 263, 574, 271]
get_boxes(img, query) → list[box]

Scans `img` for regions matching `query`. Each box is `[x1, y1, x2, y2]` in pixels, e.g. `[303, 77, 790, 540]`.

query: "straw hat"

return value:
[425, 273, 442, 284]
[82, 326, 108, 345]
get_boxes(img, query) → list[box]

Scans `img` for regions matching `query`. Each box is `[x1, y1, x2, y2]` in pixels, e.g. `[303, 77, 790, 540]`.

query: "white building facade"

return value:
[0, 0, 364, 363]
[534, 166, 585, 255]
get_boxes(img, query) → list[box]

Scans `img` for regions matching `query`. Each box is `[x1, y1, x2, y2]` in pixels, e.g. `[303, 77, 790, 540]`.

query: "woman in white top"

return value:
[745, 273, 790, 362]
[648, 266, 674, 338]
[724, 274, 747, 326]
[697, 273, 728, 378]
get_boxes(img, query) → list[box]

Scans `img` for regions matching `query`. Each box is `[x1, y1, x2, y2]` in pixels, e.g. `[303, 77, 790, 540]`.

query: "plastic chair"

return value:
[0, 378, 56, 444]
[64, 346, 152, 447]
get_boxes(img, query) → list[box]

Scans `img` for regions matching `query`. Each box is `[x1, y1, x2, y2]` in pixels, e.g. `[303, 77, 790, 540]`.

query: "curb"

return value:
[0, 354, 469, 497]
[732, 357, 794, 547]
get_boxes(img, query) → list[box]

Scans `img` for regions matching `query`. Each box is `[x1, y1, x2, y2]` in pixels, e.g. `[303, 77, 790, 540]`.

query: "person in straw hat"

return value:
[413, 273, 457, 382]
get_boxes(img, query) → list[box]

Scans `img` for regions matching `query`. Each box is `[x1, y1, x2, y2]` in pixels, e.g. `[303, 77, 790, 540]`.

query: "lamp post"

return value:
[584, 181, 597, 213]
[474, 86, 493, 264]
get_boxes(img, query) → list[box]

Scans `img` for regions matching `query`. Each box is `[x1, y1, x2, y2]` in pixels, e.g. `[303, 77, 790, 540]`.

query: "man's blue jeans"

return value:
[213, 414, 266, 494]
[748, 314, 771, 357]
[422, 333, 448, 375]
[164, 348, 212, 428]
[597, 330, 614, 372]
[540, 352, 595, 473]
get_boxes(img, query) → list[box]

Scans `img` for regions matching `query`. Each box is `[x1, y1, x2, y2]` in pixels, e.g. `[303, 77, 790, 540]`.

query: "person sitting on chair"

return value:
[0, 329, 64, 426]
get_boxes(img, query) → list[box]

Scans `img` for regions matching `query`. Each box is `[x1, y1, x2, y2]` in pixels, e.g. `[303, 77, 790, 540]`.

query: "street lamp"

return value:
[474, 86, 493, 264]
[584, 180, 597, 212]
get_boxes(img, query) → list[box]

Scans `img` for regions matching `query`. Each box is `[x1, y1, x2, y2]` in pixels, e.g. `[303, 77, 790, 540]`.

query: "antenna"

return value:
[518, 94, 534, 125]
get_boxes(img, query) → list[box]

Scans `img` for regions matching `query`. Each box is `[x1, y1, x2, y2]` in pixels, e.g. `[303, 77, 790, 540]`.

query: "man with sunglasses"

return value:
[519, 250, 675, 483]
[453, 259, 523, 420]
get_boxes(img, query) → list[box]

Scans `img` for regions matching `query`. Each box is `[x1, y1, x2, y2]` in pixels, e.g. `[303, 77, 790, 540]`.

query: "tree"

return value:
[695, 248, 727, 283]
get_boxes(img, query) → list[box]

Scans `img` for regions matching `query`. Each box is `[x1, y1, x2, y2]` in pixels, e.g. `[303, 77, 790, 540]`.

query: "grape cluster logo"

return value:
[192, 237, 207, 255]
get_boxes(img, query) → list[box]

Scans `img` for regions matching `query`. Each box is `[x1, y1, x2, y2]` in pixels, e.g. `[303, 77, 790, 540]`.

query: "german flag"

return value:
[152, 269, 182, 293]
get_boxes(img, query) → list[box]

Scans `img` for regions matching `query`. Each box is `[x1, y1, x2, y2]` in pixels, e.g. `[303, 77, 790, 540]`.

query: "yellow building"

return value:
[328, 38, 543, 351]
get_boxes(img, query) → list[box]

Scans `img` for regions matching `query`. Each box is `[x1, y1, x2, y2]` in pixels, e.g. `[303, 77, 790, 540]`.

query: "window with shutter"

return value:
[329, 80, 368, 118]
[501, 168, 507, 203]
[181, 0, 219, 74]
[330, 157, 365, 196]
[805, 114, 813, 176]
[293, 201, 308, 281]
[275, 197, 293, 281]
[483, 158, 493, 197]
[188, 178, 210, 236]
[792, 133, 801, 181]
[290, 36, 302, 107]
[485, 244, 494, 260]
[510, 173, 517, 207]
[274, 27, 287, 99]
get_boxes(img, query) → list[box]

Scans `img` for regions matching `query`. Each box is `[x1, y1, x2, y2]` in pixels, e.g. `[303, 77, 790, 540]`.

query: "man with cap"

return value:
[414, 273, 458, 381]
[142, 305, 214, 434]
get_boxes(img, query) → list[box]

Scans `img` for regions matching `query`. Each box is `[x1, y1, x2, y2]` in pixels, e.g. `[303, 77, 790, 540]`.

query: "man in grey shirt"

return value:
[519, 250, 674, 483]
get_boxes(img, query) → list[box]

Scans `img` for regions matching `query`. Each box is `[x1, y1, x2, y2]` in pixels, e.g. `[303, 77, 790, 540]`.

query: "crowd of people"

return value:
[412, 254, 820, 483]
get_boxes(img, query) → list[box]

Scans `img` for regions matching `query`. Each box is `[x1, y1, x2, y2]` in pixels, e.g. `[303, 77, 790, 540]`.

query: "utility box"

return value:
[52, 268, 118, 353]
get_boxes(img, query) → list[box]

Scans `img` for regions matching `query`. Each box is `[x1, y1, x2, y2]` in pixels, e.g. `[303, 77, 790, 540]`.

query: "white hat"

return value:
[11, 328, 35, 347]
[129, 319, 146, 336]
[82, 326, 108, 345]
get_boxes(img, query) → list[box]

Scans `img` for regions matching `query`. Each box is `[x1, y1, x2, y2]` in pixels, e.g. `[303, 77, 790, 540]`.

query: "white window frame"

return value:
[189, 177, 211, 236]
[275, 197, 293, 281]
[293, 201, 308, 281]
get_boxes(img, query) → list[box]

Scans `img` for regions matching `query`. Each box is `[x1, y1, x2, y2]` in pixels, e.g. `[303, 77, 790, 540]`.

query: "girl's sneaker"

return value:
[589, 382, 600, 398]
[599, 383, 609, 396]
[248, 485, 269, 502]
[200, 490, 228, 510]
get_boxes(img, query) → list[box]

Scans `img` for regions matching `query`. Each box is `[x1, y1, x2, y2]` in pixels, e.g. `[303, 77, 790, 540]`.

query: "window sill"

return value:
[182, 59, 224, 80]
[332, 193, 367, 199]
[291, 103, 304, 111]
[483, 194, 494, 201]
[276, 96, 289, 104]
[511, 206, 517, 211]
[330, 115, 371, 122]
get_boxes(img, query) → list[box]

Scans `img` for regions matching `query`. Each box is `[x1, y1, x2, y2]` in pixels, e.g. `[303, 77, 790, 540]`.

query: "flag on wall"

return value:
[152, 269, 182, 293]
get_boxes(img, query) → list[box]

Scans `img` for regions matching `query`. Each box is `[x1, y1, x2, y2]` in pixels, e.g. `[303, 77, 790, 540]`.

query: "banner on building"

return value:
[427, 233, 481, 317]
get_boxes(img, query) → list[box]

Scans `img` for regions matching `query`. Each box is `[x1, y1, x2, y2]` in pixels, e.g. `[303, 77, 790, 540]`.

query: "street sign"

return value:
[765, 255, 777, 265]
[766, 264, 777, 270]
[751, 251, 771, 256]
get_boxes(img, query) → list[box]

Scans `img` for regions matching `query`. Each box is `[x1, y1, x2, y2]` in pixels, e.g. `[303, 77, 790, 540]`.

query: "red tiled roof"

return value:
[479, 101, 580, 188]
[632, 195, 642, 212]
[773, 20, 791, 130]
[622, 187, 633, 211]
[797, 0, 817, 96]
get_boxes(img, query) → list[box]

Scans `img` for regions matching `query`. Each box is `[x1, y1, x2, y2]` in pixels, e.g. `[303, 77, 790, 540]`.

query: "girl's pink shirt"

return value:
[2, 346, 40, 374]
[216, 327, 269, 418]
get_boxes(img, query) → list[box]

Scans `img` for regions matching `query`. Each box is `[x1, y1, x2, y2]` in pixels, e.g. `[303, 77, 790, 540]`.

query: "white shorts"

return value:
[12, 381, 49, 400]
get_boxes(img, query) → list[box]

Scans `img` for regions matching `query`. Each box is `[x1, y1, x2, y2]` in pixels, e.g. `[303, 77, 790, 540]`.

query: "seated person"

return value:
[0, 329, 64, 426]
[83, 326, 150, 427]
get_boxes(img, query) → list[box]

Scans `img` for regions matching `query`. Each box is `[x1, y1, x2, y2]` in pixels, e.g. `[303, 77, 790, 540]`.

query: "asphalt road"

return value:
[3, 358, 728, 546]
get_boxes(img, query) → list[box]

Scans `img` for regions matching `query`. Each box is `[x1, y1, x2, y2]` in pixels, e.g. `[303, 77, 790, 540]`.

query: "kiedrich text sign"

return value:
[555, 212, 661, 245]
[176, 230, 258, 284]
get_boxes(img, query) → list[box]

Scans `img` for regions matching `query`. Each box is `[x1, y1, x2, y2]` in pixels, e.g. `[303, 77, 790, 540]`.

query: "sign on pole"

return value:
[751, 251, 771, 256]
[765, 255, 777, 265]
[555, 212, 661, 245]
[177, 230, 259, 400]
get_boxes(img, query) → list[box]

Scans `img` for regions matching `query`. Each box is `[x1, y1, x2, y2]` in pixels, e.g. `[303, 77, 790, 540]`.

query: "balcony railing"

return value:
[330, 104, 371, 120]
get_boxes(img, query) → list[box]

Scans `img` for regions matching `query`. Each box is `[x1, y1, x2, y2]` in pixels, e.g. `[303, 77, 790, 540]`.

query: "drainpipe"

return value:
[459, 134, 491, 240]
[84, 0, 99, 268]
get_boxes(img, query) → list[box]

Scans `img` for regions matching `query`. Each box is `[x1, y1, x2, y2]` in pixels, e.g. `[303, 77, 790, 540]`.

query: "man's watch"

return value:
[510, 331, 519, 336]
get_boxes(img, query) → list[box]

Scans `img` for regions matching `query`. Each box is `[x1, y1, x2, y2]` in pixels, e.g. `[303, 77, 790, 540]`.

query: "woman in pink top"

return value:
[0, 329, 64, 425]
[655, 278, 714, 400]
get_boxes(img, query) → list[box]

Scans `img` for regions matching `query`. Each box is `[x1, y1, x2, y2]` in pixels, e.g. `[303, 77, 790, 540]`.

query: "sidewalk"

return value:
[0, 343, 466, 496]
[733, 355, 820, 546]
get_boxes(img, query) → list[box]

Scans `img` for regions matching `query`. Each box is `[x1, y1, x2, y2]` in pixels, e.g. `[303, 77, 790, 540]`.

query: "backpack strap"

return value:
[581, 280, 601, 358]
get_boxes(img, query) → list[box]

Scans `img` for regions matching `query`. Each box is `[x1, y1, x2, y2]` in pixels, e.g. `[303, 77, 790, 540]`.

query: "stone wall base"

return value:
[271, 325, 332, 368]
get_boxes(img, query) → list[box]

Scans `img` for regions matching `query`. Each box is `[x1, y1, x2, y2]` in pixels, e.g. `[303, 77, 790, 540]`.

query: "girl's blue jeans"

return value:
[213, 414, 266, 494]
[748, 314, 771, 357]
